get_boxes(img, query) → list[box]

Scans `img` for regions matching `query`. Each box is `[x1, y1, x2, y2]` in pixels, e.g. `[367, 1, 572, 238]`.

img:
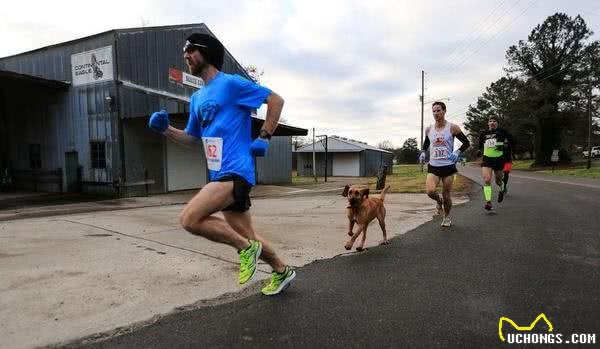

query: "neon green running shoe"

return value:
[239, 240, 262, 284]
[261, 266, 296, 296]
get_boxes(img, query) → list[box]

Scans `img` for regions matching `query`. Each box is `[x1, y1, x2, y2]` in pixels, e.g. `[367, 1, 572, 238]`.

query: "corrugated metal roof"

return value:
[0, 24, 307, 137]
[294, 135, 392, 153]
[117, 80, 306, 136]
[1, 24, 197, 58]
[251, 117, 308, 137]
[0, 69, 70, 88]
[0, 23, 253, 82]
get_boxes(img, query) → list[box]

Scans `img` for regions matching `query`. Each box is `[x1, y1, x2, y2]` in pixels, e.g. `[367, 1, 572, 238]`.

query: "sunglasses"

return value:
[183, 40, 207, 53]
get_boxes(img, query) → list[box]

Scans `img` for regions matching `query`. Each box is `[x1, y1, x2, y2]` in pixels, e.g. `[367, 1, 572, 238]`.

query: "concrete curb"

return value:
[0, 188, 349, 222]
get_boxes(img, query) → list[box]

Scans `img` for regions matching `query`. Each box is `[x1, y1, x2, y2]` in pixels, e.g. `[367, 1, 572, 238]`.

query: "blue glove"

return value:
[148, 110, 169, 133]
[418, 151, 427, 163]
[447, 150, 461, 163]
[250, 138, 270, 156]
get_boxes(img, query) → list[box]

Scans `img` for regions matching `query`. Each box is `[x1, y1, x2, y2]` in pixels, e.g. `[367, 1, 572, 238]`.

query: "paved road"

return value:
[81, 168, 600, 348]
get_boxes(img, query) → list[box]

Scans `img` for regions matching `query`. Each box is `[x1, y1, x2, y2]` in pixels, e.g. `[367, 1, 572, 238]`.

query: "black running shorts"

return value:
[481, 156, 505, 171]
[216, 175, 252, 212]
[427, 164, 458, 178]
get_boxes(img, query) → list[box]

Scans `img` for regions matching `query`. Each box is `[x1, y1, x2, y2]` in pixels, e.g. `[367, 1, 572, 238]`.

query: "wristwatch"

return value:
[259, 129, 272, 140]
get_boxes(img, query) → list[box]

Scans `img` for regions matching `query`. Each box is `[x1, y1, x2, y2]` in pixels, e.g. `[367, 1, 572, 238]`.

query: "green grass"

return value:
[368, 164, 472, 193]
[290, 165, 473, 193]
[291, 171, 321, 185]
[511, 160, 535, 170]
[510, 159, 600, 178]
[538, 167, 600, 178]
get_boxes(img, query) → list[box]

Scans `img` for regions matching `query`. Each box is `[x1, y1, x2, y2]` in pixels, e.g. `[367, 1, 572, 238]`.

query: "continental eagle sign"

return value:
[71, 46, 114, 86]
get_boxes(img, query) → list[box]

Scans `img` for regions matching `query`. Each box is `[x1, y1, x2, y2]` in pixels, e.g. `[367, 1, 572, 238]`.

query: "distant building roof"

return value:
[294, 135, 392, 153]
[252, 118, 307, 137]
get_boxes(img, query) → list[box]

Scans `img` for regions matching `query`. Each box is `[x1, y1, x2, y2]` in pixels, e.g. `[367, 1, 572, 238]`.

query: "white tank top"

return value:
[428, 122, 455, 167]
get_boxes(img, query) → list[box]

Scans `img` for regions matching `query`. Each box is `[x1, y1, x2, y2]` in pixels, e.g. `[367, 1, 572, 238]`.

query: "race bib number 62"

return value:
[202, 137, 223, 171]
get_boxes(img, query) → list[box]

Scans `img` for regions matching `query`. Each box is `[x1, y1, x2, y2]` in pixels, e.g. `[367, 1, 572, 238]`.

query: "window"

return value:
[90, 141, 106, 169]
[29, 144, 41, 169]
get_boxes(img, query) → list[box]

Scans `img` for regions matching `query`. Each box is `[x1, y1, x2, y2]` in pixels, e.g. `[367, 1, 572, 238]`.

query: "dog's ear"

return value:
[342, 185, 350, 197]
[360, 188, 370, 198]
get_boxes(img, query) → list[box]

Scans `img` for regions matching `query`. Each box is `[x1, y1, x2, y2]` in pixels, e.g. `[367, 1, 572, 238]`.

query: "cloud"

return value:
[1, 0, 599, 147]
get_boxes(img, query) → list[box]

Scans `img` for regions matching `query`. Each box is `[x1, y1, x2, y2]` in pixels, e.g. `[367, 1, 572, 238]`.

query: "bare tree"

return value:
[244, 65, 264, 84]
[377, 140, 395, 151]
[292, 136, 309, 150]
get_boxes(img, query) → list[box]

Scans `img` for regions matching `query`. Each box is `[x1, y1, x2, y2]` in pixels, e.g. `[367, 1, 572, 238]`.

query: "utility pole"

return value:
[312, 128, 317, 182]
[587, 55, 593, 170]
[420, 70, 425, 149]
[420, 70, 425, 173]
[325, 136, 328, 182]
[317, 135, 328, 182]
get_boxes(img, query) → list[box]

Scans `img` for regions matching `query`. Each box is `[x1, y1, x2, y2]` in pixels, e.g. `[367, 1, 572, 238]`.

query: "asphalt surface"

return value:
[80, 168, 600, 348]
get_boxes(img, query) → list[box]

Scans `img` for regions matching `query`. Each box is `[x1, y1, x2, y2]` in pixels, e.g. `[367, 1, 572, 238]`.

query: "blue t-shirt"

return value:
[184, 72, 271, 186]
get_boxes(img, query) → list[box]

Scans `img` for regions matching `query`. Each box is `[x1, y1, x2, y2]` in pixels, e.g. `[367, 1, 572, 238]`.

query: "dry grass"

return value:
[291, 165, 473, 193]
[368, 165, 473, 193]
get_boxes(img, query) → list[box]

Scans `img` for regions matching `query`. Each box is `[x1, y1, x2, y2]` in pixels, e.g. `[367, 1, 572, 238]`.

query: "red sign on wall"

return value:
[169, 68, 183, 83]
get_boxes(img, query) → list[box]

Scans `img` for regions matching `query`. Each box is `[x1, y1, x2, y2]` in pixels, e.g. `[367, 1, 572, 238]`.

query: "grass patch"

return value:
[291, 171, 321, 185]
[511, 160, 535, 170]
[368, 164, 472, 193]
[290, 165, 473, 193]
[511, 159, 600, 178]
[538, 167, 600, 178]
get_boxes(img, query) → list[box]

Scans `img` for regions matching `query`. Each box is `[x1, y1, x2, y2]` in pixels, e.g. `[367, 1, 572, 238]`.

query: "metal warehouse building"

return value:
[295, 136, 393, 177]
[0, 23, 307, 196]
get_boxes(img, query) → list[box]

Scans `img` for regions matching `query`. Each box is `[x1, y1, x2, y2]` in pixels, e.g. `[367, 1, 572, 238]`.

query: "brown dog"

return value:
[342, 185, 391, 251]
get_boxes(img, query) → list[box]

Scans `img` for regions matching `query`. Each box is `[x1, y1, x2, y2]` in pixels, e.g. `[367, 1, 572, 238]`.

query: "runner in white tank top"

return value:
[418, 101, 470, 227]
[428, 122, 455, 168]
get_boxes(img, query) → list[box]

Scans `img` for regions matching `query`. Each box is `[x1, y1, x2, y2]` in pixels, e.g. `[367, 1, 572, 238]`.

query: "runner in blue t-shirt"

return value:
[148, 33, 295, 296]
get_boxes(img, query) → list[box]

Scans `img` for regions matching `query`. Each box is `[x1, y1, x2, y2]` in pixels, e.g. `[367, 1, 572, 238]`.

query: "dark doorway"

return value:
[65, 151, 80, 192]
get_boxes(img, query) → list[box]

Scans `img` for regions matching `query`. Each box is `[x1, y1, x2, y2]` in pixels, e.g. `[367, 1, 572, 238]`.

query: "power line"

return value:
[442, 0, 519, 69]
[446, 59, 591, 122]
[445, 34, 590, 120]
[432, 0, 533, 89]
[448, 0, 536, 72]
[428, 1, 530, 110]
[431, 2, 596, 131]
[443, 0, 510, 64]
[448, 60, 577, 116]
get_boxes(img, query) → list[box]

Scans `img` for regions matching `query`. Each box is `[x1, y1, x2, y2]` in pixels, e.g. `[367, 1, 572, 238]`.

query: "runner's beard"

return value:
[189, 61, 209, 76]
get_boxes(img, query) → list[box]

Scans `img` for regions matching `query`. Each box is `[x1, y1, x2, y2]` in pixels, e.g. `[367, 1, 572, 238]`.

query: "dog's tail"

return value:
[380, 185, 391, 201]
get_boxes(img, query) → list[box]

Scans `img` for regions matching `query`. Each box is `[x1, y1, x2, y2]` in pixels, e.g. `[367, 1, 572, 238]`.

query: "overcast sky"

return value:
[1, 0, 599, 148]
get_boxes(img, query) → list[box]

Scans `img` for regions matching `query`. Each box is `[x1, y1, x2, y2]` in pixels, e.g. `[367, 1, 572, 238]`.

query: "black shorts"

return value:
[427, 164, 457, 178]
[481, 156, 505, 171]
[216, 175, 252, 212]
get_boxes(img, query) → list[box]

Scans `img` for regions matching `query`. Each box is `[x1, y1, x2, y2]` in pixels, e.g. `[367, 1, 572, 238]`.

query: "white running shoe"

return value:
[441, 216, 452, 227]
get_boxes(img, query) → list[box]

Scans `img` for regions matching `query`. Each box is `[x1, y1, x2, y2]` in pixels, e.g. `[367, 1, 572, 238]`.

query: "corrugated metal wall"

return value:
[299, 150, 391, 177]
[121, 117, 165, 196]
[296, 153, 312, 176]
[0, 24, 293, 194]
[255, 136, 292, 184]
[0, 32, 118, 189]
[115, 24, 252, 119]
[1, 84, 63, 191]
[114, 25, 266, 191]
[296, 152, 333, 177]
[362, 150, 394, 177]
